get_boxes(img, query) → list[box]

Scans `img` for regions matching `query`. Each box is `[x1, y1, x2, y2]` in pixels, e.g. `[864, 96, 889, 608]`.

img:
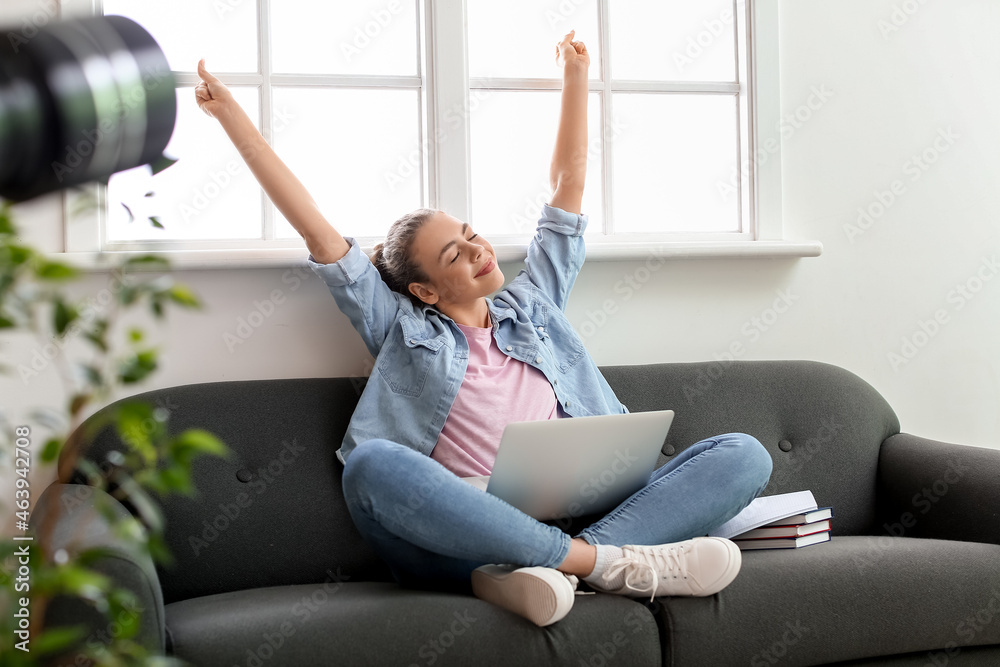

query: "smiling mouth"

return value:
[475, 258, 495, 278]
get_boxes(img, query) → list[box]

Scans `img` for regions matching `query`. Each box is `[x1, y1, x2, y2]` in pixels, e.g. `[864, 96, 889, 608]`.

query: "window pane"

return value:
[468, 0, 601, 79]
[470, 91, 602, 236]
[105, 87, 262, 241]
[610, 0, 736, 81]
[270, 88, 421, 239]
[272, 0, 418, 76]
[103, 0, 257, 73]
[611, 94, 738, 233]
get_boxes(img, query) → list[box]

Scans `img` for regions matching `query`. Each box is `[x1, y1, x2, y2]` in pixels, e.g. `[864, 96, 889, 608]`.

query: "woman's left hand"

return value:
[556, 30, 590, 70]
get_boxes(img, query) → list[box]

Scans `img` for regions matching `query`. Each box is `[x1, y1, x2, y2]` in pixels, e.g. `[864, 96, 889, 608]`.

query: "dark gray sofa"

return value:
[32, 360, 1000, 666]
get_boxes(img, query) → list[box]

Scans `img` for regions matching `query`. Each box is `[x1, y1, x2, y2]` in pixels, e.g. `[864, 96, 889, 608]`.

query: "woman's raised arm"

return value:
[195, 59, 350, 264]
[548, 30, 590, 215]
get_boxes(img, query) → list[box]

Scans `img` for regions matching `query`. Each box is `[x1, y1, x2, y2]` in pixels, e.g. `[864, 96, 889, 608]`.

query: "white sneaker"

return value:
[594, 537, 741, 601]
[471, 564, 579, 627]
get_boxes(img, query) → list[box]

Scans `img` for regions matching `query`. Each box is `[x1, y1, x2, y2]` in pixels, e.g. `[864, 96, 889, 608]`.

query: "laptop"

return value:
[474, 410, 674, 522]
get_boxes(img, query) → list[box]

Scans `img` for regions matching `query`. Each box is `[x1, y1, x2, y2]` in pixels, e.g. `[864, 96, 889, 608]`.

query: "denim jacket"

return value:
[308, 204, 627, 465]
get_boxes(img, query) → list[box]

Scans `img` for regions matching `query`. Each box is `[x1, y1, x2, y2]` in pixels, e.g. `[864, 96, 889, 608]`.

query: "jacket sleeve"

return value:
[308, 237, 409, 357]
[520, 203, 589, 312]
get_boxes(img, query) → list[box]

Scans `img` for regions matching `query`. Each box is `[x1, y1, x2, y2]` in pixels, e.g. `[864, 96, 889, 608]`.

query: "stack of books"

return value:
[708, 490, 833, 550]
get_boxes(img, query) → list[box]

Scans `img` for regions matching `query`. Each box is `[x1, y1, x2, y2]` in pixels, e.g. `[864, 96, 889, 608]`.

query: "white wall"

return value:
[2, 0, 998, 525]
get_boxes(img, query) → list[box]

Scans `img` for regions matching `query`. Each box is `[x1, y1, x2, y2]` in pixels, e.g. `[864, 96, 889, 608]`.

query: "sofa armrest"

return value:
[28, 483, 166, 659]
[876, 433, 1000, 545]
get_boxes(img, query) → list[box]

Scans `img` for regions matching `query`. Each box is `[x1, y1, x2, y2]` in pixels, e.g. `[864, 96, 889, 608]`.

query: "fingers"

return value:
[557, 30, 586, 53]
[197, 58, 220, 84]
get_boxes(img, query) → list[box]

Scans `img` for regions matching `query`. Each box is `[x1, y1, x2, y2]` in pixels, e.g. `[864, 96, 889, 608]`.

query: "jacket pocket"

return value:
[533, 303, 585, 373]
[375, 316, 446, 397]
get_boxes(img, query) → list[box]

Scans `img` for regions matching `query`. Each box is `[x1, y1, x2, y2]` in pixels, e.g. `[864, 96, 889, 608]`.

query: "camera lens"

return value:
[0, 15, 176, 202]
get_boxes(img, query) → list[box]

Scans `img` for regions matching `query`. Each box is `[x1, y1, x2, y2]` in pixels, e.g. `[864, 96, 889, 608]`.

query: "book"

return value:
[761, 507, 833, 527]
[708, 490, 819, 539]
[734, 531, 831, 550]
[734, 519, 831, 540]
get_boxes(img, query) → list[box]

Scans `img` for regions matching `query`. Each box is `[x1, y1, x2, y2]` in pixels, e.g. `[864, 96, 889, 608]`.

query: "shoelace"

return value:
[603, 544, 691, 602]
[564, 572, 594, 596]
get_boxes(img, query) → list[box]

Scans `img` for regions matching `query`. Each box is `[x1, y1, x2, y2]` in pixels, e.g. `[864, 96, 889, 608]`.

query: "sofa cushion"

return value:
[601, 361, 901, 535]
[645, 536, 1000, 666]
[163, 581, 661, 666]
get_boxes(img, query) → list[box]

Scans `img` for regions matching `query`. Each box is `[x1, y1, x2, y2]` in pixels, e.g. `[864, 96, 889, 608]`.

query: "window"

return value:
[62, 0, 816, 265]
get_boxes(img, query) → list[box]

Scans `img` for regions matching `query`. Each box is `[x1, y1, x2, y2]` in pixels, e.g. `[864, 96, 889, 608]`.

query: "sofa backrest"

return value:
[601, 360, 900, 535]
[65, 360, 899, 604]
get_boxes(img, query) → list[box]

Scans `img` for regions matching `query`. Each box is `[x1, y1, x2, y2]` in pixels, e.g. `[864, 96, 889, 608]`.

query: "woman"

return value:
[195, 30, 772, 627]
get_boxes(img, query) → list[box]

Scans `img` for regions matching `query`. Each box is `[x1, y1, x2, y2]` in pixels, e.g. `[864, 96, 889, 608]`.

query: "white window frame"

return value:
[59, 0, 820, 269]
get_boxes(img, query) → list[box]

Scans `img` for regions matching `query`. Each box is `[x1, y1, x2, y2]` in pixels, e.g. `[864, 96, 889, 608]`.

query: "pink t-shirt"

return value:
[431, 321, 564, 477]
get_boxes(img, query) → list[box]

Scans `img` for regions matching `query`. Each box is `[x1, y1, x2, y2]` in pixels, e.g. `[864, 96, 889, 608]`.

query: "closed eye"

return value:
[450, 234, 478, 263]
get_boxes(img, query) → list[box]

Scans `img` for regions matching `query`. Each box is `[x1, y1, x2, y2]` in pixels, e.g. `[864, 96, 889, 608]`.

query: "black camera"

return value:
[0, 15, 176, 202]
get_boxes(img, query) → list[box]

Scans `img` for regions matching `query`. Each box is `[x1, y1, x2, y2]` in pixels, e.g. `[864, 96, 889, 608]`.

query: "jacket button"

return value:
[410, 339, 416, 345]
[779, 440, 792, 452]
[565, 401, 571, 409]
[537, 326, 544, 332]
[535, 356, 542, 364]
[506, 345, 513, 351]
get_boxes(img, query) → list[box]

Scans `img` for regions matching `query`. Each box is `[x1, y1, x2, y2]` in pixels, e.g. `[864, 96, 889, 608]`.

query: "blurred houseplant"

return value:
[0, 196, 229, 666]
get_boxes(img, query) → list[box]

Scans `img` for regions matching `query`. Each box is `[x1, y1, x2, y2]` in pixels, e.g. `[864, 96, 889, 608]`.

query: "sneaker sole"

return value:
[471, 566, 574, 627]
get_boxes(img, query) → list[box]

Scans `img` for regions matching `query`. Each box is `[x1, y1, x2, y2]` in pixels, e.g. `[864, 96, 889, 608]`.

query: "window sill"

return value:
[52, 239, 822, 271]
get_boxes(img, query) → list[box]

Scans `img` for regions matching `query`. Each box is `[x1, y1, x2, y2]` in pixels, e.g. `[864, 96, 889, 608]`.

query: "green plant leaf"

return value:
[81, 364, 103, 388]
[145, 532, 176, 569]
[118, 284, 140, 306]
[123, 255, 170, 271]
[83, 328, 109, 353]
[73, 458, 106, 487]
[55, 563, 111, 599]
[1, 243, 33, 267]
[112, 478, 164, 533]
[171, 429, 229, 461]
[41, 437, 62, 463]
[114, 402, 158, 463]
[122, 202, 135, 223]
[148, 216, 164, 229]
[149, 154, 179, 175]
[31, 625, 89, 657]
[119, 349, 158, 384]
[167, 284, 201, 308]
[105, 588, 142, 641]
[35, 261, 79, 281]
[147, 465, 193, 495]
[54, 298, 79, 335]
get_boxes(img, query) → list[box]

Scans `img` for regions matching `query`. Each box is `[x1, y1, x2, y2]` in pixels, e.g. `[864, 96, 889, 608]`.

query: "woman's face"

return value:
[407, 211, 505, 307]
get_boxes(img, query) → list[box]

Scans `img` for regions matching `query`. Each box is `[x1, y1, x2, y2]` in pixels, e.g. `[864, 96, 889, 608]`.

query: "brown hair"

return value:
[371, 208, 439, 305]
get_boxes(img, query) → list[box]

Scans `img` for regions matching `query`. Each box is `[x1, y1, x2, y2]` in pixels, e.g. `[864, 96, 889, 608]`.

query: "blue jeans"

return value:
[342, 433, 772, 588]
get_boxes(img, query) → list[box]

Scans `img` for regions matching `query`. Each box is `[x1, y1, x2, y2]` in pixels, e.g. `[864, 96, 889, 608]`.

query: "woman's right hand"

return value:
[195, 59, 235, 119]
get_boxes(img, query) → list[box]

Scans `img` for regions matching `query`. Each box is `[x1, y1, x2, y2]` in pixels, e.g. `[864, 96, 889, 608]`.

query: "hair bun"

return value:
[371, 242, 386, 266]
